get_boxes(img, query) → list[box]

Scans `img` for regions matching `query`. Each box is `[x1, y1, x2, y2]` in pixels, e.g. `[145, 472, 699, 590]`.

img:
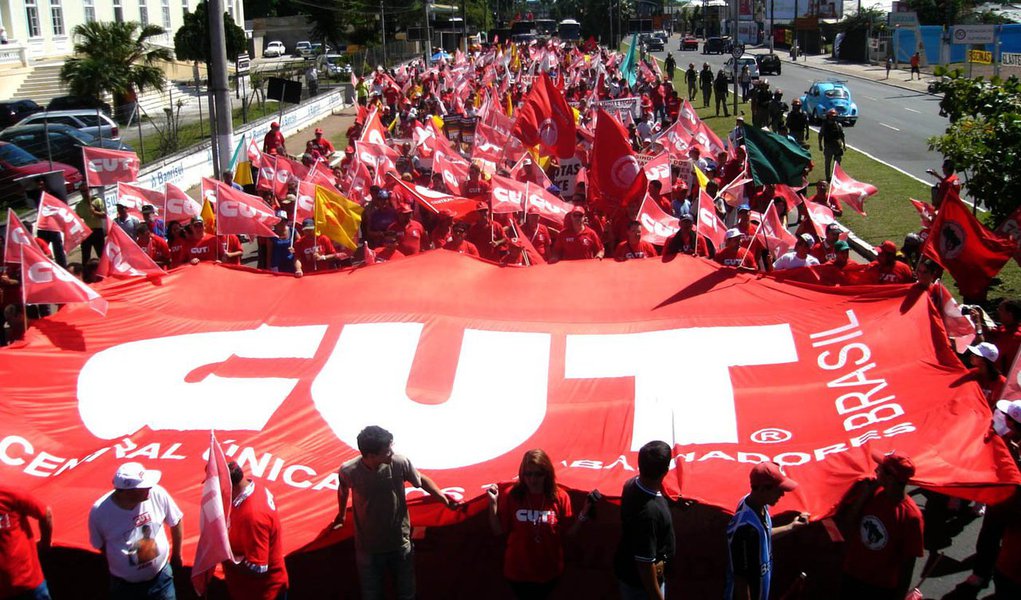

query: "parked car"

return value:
[15, 110, 120, 141]
[47, 95, 112, 116]
[679, 35, 699, 51]
[0, 123, 133, 176]
[263, 41, 286, 58]
[756, 52, 782, 75]
[800, 80, 859, 126]
[652, 30, 670, 42]
[295, 41, 313, 58]
[0, 100, 44, 130]
[703, 36, 732, 55]
[723, 55, 760, 81]
[318, 54, 352, 77]
[0, 141, 83, 202]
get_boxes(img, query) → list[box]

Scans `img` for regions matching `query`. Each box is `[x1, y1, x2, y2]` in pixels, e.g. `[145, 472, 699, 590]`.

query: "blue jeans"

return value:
[9, 581, 52, 600]
[356, 546, 415, 600]
[618, 579, 665, 600]
[110, 563, 176, 600]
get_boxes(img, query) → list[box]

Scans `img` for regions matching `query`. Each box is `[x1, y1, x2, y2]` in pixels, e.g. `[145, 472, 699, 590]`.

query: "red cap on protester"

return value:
[475, 201, 489, 211]
[875, 240, 898, 254]
[750, 462, 798, 491]
[871, 450, 916, 483]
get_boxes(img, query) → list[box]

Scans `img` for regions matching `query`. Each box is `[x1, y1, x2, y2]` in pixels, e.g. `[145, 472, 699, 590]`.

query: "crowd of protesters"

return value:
[2, 35, 1021, 600]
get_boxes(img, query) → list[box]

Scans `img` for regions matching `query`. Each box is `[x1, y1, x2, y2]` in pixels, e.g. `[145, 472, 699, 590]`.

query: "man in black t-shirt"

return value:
[614, 440, 676, 600]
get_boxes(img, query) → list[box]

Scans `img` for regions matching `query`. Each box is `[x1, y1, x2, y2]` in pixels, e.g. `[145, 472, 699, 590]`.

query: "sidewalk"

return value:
[744, 46, 937, 95]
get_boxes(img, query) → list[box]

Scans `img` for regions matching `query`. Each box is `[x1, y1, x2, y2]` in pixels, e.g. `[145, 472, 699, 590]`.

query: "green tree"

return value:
[929, 70, 1021, 222]
[174, 1, 248, 64]
[60, 21, 173, 104]
[904, 0, 965, 25]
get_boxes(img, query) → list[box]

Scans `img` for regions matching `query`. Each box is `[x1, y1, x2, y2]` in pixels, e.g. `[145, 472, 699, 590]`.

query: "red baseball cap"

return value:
[750, 462, 798, 491]
[875, 240, 898, 254]
[871, 450, 915, 483]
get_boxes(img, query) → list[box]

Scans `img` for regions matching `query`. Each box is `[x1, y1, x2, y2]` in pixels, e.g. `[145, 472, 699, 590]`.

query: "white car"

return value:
[263, 41, 286, 58]
[295, 41, 312, 57]
[15, 109, 120, 141]
[723, 55, 760, 82]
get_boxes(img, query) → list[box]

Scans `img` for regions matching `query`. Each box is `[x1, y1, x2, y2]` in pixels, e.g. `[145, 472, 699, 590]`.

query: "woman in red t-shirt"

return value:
[486, 450, 594, 599]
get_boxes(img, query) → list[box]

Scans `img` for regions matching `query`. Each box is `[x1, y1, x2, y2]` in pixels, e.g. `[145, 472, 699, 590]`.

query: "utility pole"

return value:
[207, 0, 232, 177]
[462, 0, 468, 53]
[424, 0, 431, 65]
[769, 0, 774, 52]
[380, 0, 388, 67]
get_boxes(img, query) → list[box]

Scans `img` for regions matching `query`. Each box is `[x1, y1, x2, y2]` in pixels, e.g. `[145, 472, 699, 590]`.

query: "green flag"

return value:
[742, 125, 813, 187]
[620, 33, 638, 87]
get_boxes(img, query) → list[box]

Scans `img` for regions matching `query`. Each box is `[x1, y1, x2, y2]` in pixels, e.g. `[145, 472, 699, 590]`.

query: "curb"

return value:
[743, 47, 937, 96]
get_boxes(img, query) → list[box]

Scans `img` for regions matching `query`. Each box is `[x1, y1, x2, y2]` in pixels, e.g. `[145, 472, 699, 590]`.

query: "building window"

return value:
[84, 0, 95, 22]
[162, 0, 171, 28]
[139, 0, 148, 25]
[181, 0, 188, 12]
[25, 0, 41, 37]
[114, 0, 124, 22]
[50, 0, 65, 35]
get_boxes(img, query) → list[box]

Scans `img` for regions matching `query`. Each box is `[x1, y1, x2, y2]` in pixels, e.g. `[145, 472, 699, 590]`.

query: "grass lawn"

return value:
[655, 55, 1021, 303]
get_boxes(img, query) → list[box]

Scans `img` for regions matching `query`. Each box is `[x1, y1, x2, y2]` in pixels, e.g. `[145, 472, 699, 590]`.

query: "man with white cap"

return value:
[714, 229, 756, 270]
[88, 462, 183, 599]
[725, 462, 808, 600]
[772, 233, 821, 271]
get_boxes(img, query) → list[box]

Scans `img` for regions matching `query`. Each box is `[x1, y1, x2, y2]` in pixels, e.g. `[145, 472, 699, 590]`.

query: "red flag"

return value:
[96, 217, 164, 279]
[911, 198, 936, 231]
[206, 177, 280, 237]
[4, 209, 35, 265]
[796, 201, 836, 241]
[83, 146, 140, 187]
[642, 153, 672, 190]
[693, 121, 726, 157]
[20, 240, 107, 315]
[774, 184, 805, 208]
[696, 190, 726, 250]
[828, 163, 878, 216]
[191, 432, 236, 596]
[678, 98, 700, 131]
[117, 182, 162, 220]
[490, 174, 529, 214]
[524, 182, 572, 226]
[510, 73, 577, 159]
[659, 120, 694, 159]
[36, 191, 92, 251]
[354, 141, 400, 185]
[637, 196, 680, 246]
[164, 183, 203, 223]
[432, 151, 470, 194]
[589, 109, 647, 208]
[921, 189, 1015, 298]
[359, 107, 388, 146]
[389, 176, 478, 219]
[759, 202, 798, 256]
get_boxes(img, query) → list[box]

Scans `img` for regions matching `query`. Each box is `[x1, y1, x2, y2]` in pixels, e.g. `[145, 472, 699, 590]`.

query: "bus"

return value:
[535, 19, 557, 37]
[557, 19, 582, 41]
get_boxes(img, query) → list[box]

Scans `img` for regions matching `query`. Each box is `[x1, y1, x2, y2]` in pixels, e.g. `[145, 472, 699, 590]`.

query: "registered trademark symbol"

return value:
[750, 428, 792, 444]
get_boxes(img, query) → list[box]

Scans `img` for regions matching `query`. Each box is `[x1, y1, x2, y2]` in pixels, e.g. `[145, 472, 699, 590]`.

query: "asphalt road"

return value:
[645, 37, 946, 184]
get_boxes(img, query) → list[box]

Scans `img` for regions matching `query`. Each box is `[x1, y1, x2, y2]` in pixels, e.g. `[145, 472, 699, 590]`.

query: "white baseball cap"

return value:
[725, 228, 743, 241]
[996, 399, 1021, 423]
[113, 462, 162, 490]
[967, 342, 1000, 363]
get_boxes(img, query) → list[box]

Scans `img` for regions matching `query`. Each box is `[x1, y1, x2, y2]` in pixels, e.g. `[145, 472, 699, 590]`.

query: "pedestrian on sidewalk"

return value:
[699, 63, 713, 107]
[714, 69, 730, 117]
[910, 52, 921, 80]
[739, 65, 752, 102]
[885, 56, 893, 79]
[685, 63, 698, 100]
[819, 110, 845, 180]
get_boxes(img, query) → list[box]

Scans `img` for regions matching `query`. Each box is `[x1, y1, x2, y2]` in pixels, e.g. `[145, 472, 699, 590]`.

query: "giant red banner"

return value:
[1, 253, 1018, 562]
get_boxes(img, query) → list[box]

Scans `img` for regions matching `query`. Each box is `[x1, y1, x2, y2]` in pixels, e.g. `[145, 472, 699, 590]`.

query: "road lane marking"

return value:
[904, 107, 920, 113]
[879, 122, 900, 131]
[864, 95, 878, 100]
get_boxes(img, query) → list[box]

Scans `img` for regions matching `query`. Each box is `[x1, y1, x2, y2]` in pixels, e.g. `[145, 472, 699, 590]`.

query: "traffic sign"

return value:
[1002, 52, 1021, 66]
[731, 43, 745, 58]
[968, 49, 993, 65]
[952, 25, 995, 45]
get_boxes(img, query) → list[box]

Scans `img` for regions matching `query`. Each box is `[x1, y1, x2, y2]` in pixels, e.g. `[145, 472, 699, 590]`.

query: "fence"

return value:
[350, 40, 425, 73]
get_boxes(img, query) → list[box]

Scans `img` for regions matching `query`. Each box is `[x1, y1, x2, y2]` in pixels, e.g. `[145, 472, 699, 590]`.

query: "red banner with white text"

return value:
[0, 253, 1018, 562]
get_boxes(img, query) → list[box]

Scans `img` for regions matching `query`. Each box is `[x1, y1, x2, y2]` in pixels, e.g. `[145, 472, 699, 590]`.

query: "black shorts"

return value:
[911, 65, 920, 74]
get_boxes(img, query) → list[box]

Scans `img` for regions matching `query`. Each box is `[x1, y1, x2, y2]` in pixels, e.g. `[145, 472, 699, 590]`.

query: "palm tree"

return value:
[60, 21, 174, 120]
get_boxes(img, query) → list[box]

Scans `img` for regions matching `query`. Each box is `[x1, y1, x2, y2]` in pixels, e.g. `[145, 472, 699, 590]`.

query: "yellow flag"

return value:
[314, 185, 363, 250]
[505, 93, 513, 117]
[234, 161, 254, 186]
[201, 199, 216, 235]
[694, 164, 709, 189]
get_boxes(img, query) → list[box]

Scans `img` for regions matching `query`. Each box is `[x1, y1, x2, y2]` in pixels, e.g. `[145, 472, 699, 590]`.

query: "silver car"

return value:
[15, 109, 120, 141]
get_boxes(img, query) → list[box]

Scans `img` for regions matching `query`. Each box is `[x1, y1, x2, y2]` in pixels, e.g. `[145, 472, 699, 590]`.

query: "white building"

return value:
[1, 0, 246, 99]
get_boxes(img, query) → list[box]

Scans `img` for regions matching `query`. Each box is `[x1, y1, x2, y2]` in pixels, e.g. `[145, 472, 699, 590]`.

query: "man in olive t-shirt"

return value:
[332, 426, 457, 600]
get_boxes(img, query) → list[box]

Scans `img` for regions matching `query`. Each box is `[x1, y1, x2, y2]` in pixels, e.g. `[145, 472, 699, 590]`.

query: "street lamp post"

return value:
[380, 0, 388, 67]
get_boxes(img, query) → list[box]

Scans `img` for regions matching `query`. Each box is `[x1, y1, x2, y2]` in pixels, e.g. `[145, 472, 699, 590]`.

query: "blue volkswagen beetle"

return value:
[800, 80, 858, 126]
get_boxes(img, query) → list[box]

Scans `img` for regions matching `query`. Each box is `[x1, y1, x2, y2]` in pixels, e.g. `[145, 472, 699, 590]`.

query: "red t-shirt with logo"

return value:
[498, 487, 573, 583]
[460, 178, 492, 200]
[0, 486, 46, 596]
[187, 234, 220, 263]
[521, 222, 552, 260]
[614, 240, 658, 261]
[139, 236, 172, 265]
[866, 260, 915, 284]
[388, 220, 425, 255]
[553, 226, 603, 261]
[441, 239, 480, 257]
[293, 233, 337, 271]
[842, 488, 924, 590]
[714, 245, 756, 269]
[224, 483, 289, 600]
